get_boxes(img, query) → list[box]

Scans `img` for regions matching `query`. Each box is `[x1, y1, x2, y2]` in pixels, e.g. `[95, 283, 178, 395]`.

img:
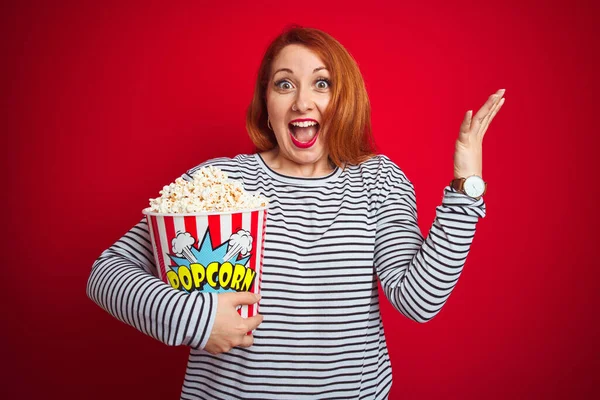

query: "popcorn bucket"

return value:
[143, 207, 267, 318]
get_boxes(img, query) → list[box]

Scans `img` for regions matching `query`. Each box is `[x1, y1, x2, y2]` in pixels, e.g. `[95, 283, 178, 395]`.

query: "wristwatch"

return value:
[450, 175, 487, 199]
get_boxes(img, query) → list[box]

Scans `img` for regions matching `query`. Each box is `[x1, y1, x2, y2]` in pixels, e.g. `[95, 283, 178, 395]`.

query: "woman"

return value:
[87, 26, 505, 399]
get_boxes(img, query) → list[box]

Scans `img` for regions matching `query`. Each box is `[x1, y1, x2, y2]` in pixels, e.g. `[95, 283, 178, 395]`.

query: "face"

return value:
[266, 44, 332, 168]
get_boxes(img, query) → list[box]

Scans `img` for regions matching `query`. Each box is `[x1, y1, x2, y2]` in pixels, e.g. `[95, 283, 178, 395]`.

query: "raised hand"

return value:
[204, 292, 263, 355]
[454, 89, 506, 179]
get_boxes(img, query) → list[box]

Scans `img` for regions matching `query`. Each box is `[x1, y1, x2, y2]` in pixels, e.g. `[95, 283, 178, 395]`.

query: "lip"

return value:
[289, 118, 319, 124]
[289, 129, 319, 148]
[288, 118, 320, 149]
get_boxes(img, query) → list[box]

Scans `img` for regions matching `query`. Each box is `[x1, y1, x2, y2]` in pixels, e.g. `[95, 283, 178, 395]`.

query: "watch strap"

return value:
[450, 178, 466, 192]
[450, 177, 487, 198]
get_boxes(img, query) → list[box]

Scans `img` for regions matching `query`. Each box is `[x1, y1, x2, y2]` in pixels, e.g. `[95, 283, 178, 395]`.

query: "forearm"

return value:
[377, 187, 485, 323]
[86, 220, 218, 348]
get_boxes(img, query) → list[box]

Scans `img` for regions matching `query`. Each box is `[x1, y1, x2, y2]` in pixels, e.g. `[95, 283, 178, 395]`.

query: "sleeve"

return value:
[86, 215, 218, 349]
[373, 159, 486, 323]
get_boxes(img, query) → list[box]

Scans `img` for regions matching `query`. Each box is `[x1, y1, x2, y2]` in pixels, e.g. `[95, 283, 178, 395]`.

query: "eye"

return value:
[275, 80, 293, 90]
[316, 78, 331, 90]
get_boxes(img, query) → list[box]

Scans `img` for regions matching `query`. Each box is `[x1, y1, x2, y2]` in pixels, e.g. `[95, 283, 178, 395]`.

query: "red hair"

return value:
[246, 26, 376, 167]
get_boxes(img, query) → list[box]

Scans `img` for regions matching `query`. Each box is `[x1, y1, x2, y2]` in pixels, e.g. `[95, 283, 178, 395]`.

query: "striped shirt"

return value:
[87, 153, 486, 399]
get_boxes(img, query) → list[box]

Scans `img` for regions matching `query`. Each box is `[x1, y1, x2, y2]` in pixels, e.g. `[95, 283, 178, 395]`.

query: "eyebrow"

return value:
[273, 67, 328, 76]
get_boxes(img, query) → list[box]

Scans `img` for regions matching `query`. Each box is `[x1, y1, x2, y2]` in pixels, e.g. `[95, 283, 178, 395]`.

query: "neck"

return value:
[260, 148, 335, 178]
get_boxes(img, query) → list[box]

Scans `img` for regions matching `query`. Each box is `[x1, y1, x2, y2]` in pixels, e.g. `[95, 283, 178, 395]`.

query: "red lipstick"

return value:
[288, 119, 320, 149]
[290, 130, 319, 148]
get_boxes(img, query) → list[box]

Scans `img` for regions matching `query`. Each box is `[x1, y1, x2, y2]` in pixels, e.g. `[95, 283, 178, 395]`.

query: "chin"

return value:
[290, 147, 328, 165]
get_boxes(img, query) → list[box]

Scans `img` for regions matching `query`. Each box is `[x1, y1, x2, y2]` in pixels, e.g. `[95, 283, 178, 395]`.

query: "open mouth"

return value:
[288, 120, 320, 149]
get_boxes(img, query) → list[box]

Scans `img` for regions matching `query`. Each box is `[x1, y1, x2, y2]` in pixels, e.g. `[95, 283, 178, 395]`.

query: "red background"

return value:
[2, 0, 598, 399]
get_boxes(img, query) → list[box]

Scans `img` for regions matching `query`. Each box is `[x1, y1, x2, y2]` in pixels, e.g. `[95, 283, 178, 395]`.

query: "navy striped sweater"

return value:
[87, 153, 486, 399]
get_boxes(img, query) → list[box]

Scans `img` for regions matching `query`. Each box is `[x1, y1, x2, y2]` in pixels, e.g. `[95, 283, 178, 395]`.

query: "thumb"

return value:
[460, 110, 472, 135]
[245, 314, 264, 331]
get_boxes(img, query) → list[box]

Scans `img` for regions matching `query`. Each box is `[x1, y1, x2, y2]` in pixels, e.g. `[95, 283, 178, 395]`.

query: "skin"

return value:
[261, 44, 334, 178]
[454, 89, 506, 179]
[204, 292, 262, 355]
[204, 45, 506, 355]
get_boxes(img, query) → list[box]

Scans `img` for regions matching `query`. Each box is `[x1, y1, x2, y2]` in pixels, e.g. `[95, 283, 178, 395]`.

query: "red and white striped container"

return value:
[143, 207, 267, 319]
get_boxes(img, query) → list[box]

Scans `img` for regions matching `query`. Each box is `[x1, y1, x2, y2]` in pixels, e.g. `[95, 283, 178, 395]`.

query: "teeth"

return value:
[290, 121, 318, 128]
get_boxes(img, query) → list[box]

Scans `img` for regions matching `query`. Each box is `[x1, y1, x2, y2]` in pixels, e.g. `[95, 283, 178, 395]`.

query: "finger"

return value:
[469, 97, 493, 134]
[478, 89, 505, 135]
[228, 292, 261, 306]
[480, 97, 505, 139]
[239, 334, 255, 348]
[471, 90, 504, 135]
[489, 96, 505, 122]
[478, 90, 506, 136]
[459, 110, 473, 135]
[245, 314, 264, 331]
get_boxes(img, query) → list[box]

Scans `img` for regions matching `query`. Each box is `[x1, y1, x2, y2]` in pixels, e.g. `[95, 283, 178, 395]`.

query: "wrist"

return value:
[454, 170, 482, 180]
[450, 175, 487, 199]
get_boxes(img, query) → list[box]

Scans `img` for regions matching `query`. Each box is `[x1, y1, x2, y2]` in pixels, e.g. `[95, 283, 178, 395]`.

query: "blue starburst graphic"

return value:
[168, 229, 251, 294]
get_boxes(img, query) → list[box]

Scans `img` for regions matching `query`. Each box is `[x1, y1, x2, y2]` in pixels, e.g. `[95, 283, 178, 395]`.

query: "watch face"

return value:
[464, 176, 485, 197]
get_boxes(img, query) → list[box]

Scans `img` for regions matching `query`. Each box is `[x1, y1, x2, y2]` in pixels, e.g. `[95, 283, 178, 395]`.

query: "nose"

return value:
[292, 85, 315, 112]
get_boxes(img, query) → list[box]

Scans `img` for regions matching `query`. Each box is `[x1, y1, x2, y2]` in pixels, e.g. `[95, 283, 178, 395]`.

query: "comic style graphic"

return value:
[167, 229, 256, 294]
[144, 211, 267, 318]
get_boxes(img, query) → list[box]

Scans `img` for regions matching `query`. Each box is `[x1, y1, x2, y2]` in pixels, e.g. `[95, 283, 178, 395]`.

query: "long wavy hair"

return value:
[246, 26, 376, 167]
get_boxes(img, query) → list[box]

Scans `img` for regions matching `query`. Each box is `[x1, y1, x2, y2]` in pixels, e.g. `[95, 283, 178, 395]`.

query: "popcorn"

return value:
[148, 166, 268, 213]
